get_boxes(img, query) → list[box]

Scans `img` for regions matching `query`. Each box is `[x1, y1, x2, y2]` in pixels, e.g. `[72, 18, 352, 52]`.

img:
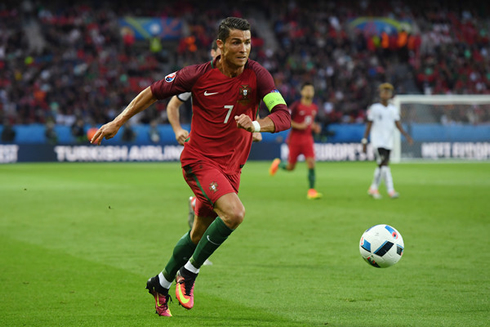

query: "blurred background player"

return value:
[269, 82, 322, 200]
[362, 83, 413, 199]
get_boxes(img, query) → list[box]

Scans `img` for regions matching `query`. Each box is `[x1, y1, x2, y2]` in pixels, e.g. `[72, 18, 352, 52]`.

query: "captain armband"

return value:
[263, 90, 287, 112]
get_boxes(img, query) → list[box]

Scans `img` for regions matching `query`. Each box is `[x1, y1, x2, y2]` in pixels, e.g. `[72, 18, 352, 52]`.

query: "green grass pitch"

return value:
[1, 161, 489, 326]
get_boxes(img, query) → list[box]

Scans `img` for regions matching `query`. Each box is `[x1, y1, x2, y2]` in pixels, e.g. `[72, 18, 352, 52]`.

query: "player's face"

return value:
[379, 88, 393, 100]
[301, 85, 315, 99]
[220, 29, 251, 68]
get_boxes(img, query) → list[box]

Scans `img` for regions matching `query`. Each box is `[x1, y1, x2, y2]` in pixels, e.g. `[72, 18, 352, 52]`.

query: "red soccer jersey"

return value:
[150, 57, 290, 174]
[288, 100, 318, 143]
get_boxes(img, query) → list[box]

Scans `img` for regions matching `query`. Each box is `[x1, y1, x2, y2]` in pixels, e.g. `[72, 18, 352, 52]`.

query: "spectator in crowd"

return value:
[44, 119, 58, 144]
[71, 117, 86, 143]
[1, 120, 16, 142]
[148, 119, 160, 143]
[121, 122, 136, 142]
[1, 1, 489, 127]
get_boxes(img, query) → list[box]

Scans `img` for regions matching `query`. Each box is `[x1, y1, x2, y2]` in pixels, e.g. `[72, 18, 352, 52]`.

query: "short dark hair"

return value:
[211, 39, 218, 51]
[301, 82, 314, 90]
[218, 17, 251, 42]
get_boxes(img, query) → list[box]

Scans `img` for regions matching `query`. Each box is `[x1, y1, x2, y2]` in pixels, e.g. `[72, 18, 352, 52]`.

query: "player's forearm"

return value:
[167, 104, 183, 133]
[291, 120, 305, 130]
[395, 121, 410, 138]
[363, 122, 372, 139]
[266, 105, 291, 132]
[114, 87, 157, 127]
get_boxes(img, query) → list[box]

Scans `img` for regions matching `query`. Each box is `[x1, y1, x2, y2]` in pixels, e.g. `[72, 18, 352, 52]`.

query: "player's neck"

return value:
[301, 98, 312, 105]
[380, 99, 389, 106]
[217, 59, 244, 78]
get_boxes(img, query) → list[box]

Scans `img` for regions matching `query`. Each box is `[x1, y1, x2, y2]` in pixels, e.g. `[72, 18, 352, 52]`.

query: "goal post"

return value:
[392, 95, 490, 162]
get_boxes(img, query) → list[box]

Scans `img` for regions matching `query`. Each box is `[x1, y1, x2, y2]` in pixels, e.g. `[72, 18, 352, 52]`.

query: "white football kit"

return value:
[367, 102, 400, 150]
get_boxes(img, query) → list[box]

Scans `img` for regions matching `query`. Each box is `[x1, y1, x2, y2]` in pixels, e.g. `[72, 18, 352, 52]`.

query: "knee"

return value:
[222, 206, 245, 229]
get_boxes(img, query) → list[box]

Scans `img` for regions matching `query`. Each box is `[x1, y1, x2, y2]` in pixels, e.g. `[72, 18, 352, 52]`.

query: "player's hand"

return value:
[312, 122, 321, 134]
[175, 128, 189, 145]
[234, 114, 254, 132]
[252, 132, 262, 142]
[406, 135, 414, 146]
[90, 121, 121, 145]
[293, 122, 308, 130]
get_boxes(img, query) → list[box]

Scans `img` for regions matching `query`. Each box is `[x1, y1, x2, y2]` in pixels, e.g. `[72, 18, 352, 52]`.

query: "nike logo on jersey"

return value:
[204, 91, 219, 96]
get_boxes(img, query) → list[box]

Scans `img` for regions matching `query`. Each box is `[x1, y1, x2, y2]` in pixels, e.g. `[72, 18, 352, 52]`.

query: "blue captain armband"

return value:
[263, 90, 286, 112]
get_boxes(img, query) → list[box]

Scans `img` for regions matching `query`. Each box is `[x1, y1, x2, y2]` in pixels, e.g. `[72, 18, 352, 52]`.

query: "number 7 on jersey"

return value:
[223, 105, 234, 124]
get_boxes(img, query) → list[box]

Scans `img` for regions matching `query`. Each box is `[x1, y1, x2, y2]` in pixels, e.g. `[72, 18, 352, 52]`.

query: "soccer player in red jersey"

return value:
[269, 82, 322, 199]
[90, 17, 290, 316]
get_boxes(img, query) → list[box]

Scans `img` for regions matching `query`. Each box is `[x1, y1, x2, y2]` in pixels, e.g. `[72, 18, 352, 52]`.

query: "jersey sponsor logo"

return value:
[165, 72, 177, 82]
[204, 91, 219, 96]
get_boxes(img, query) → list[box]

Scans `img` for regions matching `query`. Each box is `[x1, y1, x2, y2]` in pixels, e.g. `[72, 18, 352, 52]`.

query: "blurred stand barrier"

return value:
[0, 124, 489, 163]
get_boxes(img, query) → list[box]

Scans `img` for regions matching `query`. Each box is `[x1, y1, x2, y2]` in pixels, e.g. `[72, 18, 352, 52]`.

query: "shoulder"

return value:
[290, 100, 299, 109]
[245, 59, 273, 81]
[368, 103, 378, 112]
[245, 59, 266, 72]
[388, 103, 397, 111]
[179, 61, 213, 80]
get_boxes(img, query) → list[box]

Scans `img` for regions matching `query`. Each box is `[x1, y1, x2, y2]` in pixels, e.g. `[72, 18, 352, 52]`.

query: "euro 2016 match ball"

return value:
[359, 224, 404, 268]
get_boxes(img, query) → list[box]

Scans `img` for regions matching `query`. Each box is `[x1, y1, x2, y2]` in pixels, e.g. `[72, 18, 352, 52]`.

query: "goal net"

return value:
[392, 95, 490, 162]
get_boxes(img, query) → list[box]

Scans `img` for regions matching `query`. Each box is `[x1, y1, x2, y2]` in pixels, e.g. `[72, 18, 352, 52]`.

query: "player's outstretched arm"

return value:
[362, 121, 372, 153]
[395, 121, 413, 145]
[91, 86, 157, 145]
[167, 95, 189, 145]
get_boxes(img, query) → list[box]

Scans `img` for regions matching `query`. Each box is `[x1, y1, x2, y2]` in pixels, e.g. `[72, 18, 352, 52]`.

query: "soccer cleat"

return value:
[269, 158, 281, 176]
[146, 276, 172, 317]
[368, 188, 382, 199]
[175, 268, 197, 310]
[389, 191, 400, 199]
[307, 188, 323, 200]
[187, 196, 196, 228]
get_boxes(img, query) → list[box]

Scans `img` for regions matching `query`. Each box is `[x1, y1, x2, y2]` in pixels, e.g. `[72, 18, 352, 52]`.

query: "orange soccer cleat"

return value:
[146, 276, 172, 317]
[269, 158, 281, 176]
[307, 188, 323, 200]
[175, 268, 197, 310]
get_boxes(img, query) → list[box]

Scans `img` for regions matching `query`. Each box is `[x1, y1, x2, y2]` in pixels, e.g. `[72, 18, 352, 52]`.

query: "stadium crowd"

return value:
[1, 0, 489, 132]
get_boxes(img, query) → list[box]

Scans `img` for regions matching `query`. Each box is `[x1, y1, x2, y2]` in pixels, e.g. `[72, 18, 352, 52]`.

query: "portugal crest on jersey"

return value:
[209, 182, 218, 193]
[238, 85, 251, 104]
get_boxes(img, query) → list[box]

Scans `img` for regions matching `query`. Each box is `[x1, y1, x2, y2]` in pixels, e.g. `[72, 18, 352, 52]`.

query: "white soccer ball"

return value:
[359, 224, 404, 268]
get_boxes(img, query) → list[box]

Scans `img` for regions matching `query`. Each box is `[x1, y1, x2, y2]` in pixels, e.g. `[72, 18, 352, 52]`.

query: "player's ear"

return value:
[217, 39, 224, 49]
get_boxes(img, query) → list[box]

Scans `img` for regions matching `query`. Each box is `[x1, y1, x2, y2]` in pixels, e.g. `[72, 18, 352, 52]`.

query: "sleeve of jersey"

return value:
[254, 64, 291, 133]
[150, 64, 206, 100]
[367, 106, 374, 121]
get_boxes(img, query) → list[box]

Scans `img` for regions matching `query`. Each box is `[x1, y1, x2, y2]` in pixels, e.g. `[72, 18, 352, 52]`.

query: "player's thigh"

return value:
[288, 143, 302, 166]
[375, 148, 391, 166]
[182, 163, 237, 209]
